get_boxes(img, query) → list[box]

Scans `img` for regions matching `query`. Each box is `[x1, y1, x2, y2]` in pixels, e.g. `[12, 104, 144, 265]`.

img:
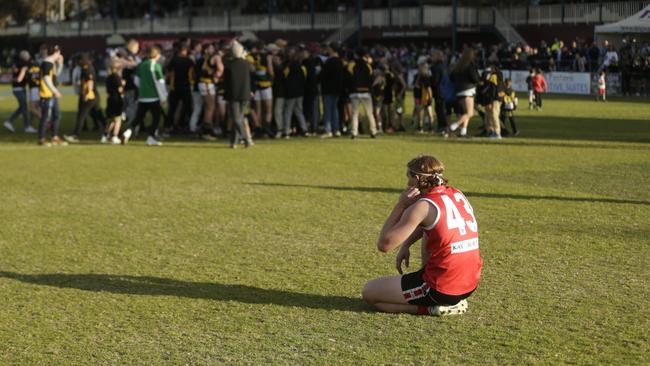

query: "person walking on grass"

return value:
[531, 67, 548, 111]
[4, 50, 37, 134]
[596, 70, 607, 102]
[37, 45, 67, 147]
[362, 155, 482, 316]
[501, 78, 519, 136]
[223, 41, 254, 148]
[526, 68, 535, 110]
[448, 48, 480, 138]
[65, 54, 102, 143]
[122, 46, 166, 146]
[101, 60, 125, 144]
[26, 59, 42, 126]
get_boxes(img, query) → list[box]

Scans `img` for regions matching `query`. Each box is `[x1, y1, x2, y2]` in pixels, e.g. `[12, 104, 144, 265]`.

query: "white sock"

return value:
[460, 127, 467, 136]
[449, 122, 459, 131]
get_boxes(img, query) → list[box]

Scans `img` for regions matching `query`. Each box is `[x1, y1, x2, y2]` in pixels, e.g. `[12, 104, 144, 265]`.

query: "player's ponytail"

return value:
[407, 155, 448, 190]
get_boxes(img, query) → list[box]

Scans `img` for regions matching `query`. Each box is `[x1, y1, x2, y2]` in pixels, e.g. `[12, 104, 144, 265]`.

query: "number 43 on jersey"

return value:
[440, 193, 477, 235]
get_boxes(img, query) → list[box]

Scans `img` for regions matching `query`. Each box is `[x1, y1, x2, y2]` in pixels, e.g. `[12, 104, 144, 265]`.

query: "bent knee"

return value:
[361, 281, 376, 305]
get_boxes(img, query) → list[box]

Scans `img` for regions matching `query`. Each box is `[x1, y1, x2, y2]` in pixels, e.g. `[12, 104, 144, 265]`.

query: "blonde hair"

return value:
[108, 58, 122, 75]
[407, 155, 448, 189]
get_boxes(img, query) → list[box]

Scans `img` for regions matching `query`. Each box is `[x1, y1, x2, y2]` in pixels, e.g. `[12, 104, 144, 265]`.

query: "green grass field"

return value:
[0, 87, 649, 364]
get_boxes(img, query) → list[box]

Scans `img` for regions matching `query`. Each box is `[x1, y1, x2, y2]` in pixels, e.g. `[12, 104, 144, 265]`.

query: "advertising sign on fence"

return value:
[506, 70, 592, 95]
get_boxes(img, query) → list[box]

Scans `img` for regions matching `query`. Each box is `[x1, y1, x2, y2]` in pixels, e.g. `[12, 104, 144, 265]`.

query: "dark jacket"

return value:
[224, 58, 251, 102]
[282, 61, 307, 99]
[347, 58, 373, 93]
[429, 61, 445, 98]
[303, 56, 322, 95]
[320, 56, 344, 96]
[450, 63, 480, 93]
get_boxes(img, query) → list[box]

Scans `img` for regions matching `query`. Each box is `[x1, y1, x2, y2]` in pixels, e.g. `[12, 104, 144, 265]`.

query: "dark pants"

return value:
[165, 89, 192, 129]
[132, 101, 162, 138]
[534, 91, 543, 108]
[434, 97, 447, 131]
[228, 100, 250, 145]
[322, 94, 339, 134]
[75, 98, 98, 135]
[304, 93, 320, 132]
[38, 98, 60, 139]
[9, 88, 29, 128]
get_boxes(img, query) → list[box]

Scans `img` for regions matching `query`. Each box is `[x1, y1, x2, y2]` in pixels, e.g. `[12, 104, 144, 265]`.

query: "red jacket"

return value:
[532, 74, 548, 93]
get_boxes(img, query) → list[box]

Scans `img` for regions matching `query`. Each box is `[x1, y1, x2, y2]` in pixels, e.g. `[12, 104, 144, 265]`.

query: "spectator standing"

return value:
[123, 46, 166, 146]
[272, 50, 286, 138]
[429, 50, 448, 135]
[347, 48, 378, 139]
[303, 45, 323, 135]
[320, 45, 343, 138]
[102, 60, 125, 144]
[67, 54, 102, 142]
[37, 45, 66, 146]
[391, 61, 407, 132]
[164, 44, 195, 133]
[381, 60, 396, 133]
[26, 59, 42, 124]
[526, 68, 535, 110]
[121, 39, 141, 128]
[282, 47, 309, 138]
[448, 48, 480, 138]
[531, 68, 548, 111]
[188, 41, 204, 134]
[597, 70, 606, 102]
[250, 42, 275, 138]
[223, 41, 254, 148]
[602, 45, 619, 71]
[483, 62, 505, 139]
[411, 62, 433, 133]
[501, 78, 518, 136]
[197, 43, 221, 140]
[4, 50, 36, 133]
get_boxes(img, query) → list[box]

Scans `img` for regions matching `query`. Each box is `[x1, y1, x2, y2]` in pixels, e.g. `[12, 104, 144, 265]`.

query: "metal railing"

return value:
[3, 1, 648, 37]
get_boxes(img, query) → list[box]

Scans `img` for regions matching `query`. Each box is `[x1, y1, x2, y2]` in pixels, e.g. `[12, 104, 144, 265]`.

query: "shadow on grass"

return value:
[247, 182, 650, 206]
[0, 271, 368, 313]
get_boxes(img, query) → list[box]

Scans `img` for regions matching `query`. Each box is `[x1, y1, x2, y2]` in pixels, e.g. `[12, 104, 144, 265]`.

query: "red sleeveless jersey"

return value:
[419, 185, 482, 295]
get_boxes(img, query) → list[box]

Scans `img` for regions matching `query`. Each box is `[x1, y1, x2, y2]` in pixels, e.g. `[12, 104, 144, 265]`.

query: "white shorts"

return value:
[528, 90, 534, 98]
[456, 88, 476, 97]
[198, 82, 216, 97]
[350, 92, 371, 99]
[254, 87, 273, 101]
[30, 87, 40, 102]
[217, 95, 226, 105]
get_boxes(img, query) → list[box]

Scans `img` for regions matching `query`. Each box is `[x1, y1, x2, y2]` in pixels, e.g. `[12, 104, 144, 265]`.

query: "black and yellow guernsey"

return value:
[39, 59, 60, 99]
[80, 64, 96, 101]
[253, 53, 272, 89]
[199, 57, 215, 84]
[27, 61, 41, 89]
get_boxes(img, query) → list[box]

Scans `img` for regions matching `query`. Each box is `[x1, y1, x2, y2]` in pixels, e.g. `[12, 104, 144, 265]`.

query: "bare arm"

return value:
[377, 188, 430, 253]
[214, 55, 224, 80]
[85, 79, 94, 100]
[17, 66, 27, 83]
[43, 75, 61, 97]
[267, 54, 274, 79]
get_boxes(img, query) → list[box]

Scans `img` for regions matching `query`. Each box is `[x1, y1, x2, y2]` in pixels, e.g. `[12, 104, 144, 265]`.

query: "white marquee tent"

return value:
[595, 5, 650, 43]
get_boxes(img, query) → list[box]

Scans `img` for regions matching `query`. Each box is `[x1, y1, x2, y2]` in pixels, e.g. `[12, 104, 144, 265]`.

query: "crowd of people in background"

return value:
[1, 34, 647, 145]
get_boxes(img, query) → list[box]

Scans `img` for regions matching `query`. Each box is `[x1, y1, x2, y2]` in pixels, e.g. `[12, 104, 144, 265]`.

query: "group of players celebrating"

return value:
[4, 37, 420, 147]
